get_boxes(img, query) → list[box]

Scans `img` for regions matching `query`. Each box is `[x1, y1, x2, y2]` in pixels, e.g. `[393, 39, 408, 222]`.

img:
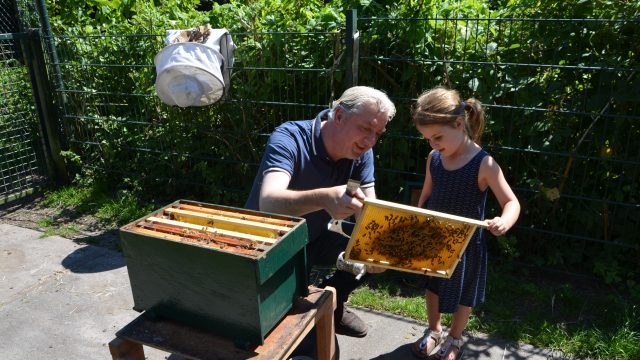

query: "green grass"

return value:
[349, 267, 639, 360]
[38, 217, 81, 238]
[37, 181, 155, 240]
[40, 223, 81, 238]
[37, 217, 55, 228]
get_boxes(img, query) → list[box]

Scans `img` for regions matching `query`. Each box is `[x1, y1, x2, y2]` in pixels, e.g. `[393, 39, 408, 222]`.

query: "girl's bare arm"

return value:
[417, 151, 435, 208]
[480, 156, 521, 236]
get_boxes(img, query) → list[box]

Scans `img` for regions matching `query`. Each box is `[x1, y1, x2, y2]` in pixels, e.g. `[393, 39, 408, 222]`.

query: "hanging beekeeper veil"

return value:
[155, 26, 235, 107]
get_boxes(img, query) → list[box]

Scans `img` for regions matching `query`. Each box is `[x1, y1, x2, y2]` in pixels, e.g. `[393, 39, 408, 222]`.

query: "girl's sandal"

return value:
[429, 335, 463, 360]
[411, 329, 443, 359]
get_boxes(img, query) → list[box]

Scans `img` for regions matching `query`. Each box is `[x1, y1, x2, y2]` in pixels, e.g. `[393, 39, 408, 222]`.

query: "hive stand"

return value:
[109, 286, 336, 360]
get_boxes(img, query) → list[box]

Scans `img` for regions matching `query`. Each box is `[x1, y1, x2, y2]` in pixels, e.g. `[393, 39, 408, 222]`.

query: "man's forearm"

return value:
[259, 188, 327, 217]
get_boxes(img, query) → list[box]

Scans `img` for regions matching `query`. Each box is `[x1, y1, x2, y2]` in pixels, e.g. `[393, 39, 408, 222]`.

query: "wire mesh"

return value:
[0, 1, 46, 203]
[0, 51, 44, 202]
[0, 0, 21, 34]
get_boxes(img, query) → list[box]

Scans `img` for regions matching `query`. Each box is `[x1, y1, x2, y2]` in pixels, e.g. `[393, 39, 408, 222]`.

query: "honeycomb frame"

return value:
[345, 198, 487, 278]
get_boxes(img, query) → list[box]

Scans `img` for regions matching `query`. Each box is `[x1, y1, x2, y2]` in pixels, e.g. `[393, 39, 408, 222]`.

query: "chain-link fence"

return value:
[0, 0, 21, 33]
[0, 0, 48, 204]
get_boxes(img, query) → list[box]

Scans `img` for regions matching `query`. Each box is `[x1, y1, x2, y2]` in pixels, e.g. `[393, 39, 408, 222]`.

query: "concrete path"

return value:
[338, 307, 560, 359]
[0, 223, 561, 359]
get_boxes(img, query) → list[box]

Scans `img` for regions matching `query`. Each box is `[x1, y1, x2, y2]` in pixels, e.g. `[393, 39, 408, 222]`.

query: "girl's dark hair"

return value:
[412, 86, 485, 144]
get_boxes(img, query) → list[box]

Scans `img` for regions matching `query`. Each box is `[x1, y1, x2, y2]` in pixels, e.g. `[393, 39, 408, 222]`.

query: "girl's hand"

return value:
[486, 216, 508, 236]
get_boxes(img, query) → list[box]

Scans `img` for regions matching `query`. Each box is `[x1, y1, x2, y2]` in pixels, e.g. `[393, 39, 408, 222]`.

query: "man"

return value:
[245, 86, 395, 337]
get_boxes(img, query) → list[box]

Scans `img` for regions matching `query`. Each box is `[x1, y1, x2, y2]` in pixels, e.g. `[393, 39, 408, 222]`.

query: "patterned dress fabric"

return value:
[423, 149, 489, 313]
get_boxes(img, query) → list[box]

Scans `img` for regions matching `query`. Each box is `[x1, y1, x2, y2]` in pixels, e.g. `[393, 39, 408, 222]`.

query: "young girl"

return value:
[410, 87, 520, 360]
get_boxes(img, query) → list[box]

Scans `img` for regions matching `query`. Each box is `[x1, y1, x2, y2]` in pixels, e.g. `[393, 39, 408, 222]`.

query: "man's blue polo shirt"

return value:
[245, 109, 375, 243]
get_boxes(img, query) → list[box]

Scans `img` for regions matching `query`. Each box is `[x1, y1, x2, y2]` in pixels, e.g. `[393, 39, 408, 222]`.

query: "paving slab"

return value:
[0, 223, 562, 360]
[0, 224, 168, 359]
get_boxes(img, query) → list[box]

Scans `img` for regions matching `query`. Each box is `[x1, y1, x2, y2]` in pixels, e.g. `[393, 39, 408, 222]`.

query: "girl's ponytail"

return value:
[464, 98, 485, 144]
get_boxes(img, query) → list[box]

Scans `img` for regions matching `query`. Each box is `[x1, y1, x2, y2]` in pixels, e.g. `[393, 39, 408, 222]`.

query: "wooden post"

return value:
[316, 286, 337, 360]
[22, 29, 68, 183]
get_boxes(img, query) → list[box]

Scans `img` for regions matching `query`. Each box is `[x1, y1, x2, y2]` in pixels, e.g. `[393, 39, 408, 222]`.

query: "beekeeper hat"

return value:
[155, 28, 235, 107]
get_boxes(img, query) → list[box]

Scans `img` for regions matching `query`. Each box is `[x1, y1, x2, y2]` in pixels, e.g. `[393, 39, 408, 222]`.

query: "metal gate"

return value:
[0, 0, 63, 204]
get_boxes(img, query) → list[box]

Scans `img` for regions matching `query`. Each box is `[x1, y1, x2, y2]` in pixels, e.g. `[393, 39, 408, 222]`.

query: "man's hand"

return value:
[324, 184, 366, 220]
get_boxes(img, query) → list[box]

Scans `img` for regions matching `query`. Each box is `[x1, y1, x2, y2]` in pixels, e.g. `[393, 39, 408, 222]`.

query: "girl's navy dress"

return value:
[423, 149, 489, 313]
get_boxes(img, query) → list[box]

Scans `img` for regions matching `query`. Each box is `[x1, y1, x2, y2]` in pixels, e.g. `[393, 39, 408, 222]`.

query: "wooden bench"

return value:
[109, 286, 336, 360]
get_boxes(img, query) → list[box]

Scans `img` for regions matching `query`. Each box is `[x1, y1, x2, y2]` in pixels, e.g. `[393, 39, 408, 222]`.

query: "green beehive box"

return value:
[119, 199, 308, 347]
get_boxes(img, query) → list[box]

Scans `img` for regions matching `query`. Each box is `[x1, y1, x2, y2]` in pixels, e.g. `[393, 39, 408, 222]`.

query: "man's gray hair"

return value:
[329, 86, 396, 122]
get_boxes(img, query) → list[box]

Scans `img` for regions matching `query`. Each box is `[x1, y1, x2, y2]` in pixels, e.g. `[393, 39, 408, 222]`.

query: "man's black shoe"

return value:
[335, 309, 368, 337]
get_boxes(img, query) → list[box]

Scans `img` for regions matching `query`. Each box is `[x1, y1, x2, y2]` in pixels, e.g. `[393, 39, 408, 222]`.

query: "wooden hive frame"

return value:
[123, 200, 301, 258]
[345, 198, 488, 278]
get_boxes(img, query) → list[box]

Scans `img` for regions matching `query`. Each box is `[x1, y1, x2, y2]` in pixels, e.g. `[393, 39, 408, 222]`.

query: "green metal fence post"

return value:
[345, 9, 359, 87]
[21, 29, 68, 184]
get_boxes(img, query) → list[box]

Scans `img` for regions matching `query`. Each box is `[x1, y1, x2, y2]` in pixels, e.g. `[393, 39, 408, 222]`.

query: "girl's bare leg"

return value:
[412, 290, 445, 357]
[435, 304, 472, 360]
[426, 289, 442, 332]
[448, 304, 471, 339]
